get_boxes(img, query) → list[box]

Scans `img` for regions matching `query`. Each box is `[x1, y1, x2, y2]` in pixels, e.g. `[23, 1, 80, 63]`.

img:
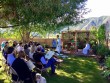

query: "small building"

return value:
[61, 30, 90, 53]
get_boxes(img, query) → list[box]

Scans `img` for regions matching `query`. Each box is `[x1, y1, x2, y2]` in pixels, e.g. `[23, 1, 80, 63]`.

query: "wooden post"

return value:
[74, 31, 78, 52]
[106, 31, 109, 48]
[86, 32, 89, 42]
[106, 39, 108, 48]
[62, 32, 64, 50]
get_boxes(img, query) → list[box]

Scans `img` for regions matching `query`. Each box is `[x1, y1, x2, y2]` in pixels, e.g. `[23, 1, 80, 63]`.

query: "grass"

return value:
[0, 53, 11, 83]
[45, 57, 108, 83]
[0, 52, 108, 83]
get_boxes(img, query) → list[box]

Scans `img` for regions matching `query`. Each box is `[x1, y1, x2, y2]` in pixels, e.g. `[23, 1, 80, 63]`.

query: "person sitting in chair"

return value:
[7, 47, 34, 82]
[82, 41, 90, 55]
[33, 48, 57, 75]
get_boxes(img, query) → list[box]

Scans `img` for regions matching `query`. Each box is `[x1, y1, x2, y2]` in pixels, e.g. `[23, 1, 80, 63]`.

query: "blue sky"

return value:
[84, 0, 110, 18]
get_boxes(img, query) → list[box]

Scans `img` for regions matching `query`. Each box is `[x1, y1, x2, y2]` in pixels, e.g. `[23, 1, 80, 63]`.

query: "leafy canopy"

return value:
[1, 0, 88, 27]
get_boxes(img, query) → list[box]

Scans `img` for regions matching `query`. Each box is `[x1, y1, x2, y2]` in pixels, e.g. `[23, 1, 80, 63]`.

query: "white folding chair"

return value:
[9, 66, 24, 83]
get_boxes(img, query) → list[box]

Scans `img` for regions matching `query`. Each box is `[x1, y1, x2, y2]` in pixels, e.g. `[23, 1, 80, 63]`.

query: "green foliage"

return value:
[89, 25, 107, 56]
[1, 0, 87, 25]
[0, 0, 88, 42]
[102, 57, 110, 78]
[97, 44, 110, 56]
[90, 24, 106, 44]
[1, 0, 88, 28]
[97, 24, 106, 44]
[89, 39, 97, 54]
[106, 57, 110, 68]
[0, 28, 21, 40]
[89, 39, 97, 47]
[90, 26, 98, 40]
[95, 24, 108, 56]
[42, 44, 50, 48]
[70, 45, 75, 50]
[102, 70, 110, 78]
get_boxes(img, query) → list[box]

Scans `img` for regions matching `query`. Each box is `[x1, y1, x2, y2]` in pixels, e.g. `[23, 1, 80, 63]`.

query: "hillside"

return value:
[62, 16, 110, 31]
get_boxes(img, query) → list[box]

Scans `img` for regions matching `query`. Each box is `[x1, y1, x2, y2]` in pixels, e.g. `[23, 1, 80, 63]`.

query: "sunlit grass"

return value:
[45, 57, 108, 83]
[0, 53, 11, 83]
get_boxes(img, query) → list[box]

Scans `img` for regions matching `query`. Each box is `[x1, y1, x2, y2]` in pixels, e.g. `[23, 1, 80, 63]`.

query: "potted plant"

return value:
[64, 44, 67, 49]
[70, 46, 75, 53]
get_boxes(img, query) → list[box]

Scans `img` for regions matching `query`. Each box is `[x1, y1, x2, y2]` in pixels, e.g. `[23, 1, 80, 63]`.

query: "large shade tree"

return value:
[0, 0, 88, 42]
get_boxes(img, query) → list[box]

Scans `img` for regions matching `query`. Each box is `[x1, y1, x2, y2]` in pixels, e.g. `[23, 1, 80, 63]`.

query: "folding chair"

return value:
[40, 67, 49, 76]
[35, 62, 49, 76]
[25, 59, 48, 75]
[9, 66, 24, 83]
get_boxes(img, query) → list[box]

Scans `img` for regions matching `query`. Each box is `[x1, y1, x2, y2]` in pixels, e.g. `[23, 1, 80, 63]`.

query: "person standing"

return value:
[52, 38, 57, 50]
[55, 35, 62, 54]
[1, 41, 5, 51]
[3, 41, 9, 59]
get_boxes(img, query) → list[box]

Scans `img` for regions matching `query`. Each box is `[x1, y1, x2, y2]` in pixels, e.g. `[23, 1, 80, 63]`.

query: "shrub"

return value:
[42, 44, 50, 48]
[92, 44, 98, 55]
[102, 57, 110, 78]
[106, 57, 110, 69]
[97, 44, 110, 57]
[70, 46, 75, 50]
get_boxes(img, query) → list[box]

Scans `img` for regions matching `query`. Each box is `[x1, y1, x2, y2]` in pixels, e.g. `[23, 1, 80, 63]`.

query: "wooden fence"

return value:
[0, 38, 15, 44]
[0, 38, 56, 47]
[30, 38, 56, 46]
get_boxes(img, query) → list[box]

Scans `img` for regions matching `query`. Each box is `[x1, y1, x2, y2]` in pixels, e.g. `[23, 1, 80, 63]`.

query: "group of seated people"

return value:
[1, 41, 62, 83]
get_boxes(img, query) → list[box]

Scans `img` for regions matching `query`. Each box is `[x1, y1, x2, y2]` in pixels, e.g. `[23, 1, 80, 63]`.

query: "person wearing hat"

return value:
[36, 73, 46, 83]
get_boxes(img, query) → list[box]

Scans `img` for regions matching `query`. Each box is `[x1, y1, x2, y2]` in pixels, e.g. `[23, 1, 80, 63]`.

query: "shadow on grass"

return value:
[47, 57, 108, 83]
[45, 73, 80, 83]
[0, 79, 5, 83]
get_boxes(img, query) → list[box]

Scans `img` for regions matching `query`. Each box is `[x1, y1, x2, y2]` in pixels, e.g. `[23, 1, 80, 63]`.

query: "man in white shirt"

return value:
[55, 35, 62, 54]
[16, 42, 24, 52]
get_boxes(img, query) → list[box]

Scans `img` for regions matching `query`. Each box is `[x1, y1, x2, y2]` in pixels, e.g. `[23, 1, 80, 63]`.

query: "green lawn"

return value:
[0, 53, 11, 83]
[45, 57, 108, 83]
[0, 53, 108, 83]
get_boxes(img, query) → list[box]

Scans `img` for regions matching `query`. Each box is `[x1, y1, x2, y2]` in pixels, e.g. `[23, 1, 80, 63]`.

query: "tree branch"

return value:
[0, 25, 19, 28]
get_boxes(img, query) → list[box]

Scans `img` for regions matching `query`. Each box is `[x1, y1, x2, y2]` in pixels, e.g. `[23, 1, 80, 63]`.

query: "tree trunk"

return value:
[22, 31, 30, 43]
[48, 33, 50, 39]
